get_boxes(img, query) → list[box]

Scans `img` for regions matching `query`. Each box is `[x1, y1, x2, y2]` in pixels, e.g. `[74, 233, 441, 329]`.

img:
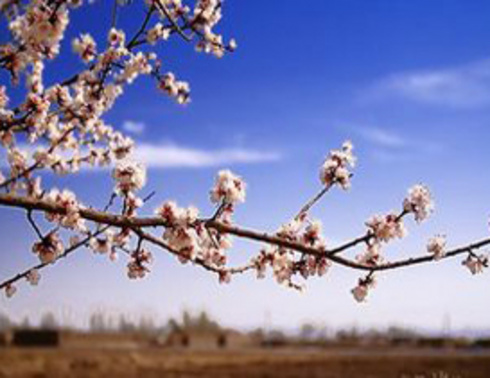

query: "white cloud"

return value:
[122, 120, 145, 135]
[338, 124, 443, 163]
[133, 142, 281, 168]
[1, 142, 281, 170]
[356, 127, 406, 148]
[365, 58, 490, 108]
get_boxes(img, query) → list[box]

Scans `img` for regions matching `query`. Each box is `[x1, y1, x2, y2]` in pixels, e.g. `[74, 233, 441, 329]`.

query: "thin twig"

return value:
[111, 0, 119, 28]
[0, 225, 110, 290]
[154, 0, 192, 42]
[294, 184, 331, 221]
[26, 210, 43, 240]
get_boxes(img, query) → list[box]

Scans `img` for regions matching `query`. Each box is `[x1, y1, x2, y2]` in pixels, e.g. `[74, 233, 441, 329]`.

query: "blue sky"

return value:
[1, 0, 490, 333]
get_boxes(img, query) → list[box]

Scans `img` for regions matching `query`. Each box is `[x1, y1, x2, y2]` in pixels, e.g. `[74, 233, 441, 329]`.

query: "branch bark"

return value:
[0, 192, 488, 275]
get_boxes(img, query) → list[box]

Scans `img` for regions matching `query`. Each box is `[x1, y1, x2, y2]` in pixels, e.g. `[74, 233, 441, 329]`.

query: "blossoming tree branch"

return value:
[0, 0, 488, 303]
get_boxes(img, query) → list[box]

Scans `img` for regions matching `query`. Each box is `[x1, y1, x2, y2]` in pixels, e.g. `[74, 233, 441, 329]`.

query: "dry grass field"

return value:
[1, 347, 489, 378]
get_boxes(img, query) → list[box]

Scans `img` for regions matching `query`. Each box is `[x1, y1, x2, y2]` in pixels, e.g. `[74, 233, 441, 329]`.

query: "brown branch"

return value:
[0, 193, 488, 274]
[0, 226, 109, 291]
[367, 239, 490, 272]
[134, 228, 254, 276]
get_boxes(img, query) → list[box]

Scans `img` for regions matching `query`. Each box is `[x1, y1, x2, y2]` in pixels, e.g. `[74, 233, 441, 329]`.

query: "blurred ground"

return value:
[1, 347, 489, 378]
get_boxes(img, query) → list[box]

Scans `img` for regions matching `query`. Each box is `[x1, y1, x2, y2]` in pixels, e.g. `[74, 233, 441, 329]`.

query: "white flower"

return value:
[351, 275, 377, 303]
[108, 28, 125, 46]
[27, 176, 43, 199]
[210, 169, 246, 204]
[72, 34, 97, 62]
[366, 212, 406, 243]
[351, 284, 368, 303]
[427, 235, 446, 260]
[319, 141, 356, 190]
[300, 255, 331, 278]
[118, 52, 152, 84]
[90, 230, 114, 254]
[155, 201, 199, 227]
[0, 86, 8, 109]
[26, 269, 40, 286]
[158, 72, 190, 104]
[164, 227, 200, 260]
[110, 134, 134, 160]
[45, 189, 86, 231]
[8, 148, 28, 175]
[113, 161, 147, 194]
[302, 220, 325, 247]
[127, 248, 153, 279]
[228, 38, 237, 51]
[356, 242, 384, 266]
[32, 232, 64, 264]
[462, 254, 488, 275]
[5, 284, 16, 298]
[403, 184, 434, 222]
[272, 250, 293, 284]
[146, 23, 169, 45]
[276, 219, 303, 241]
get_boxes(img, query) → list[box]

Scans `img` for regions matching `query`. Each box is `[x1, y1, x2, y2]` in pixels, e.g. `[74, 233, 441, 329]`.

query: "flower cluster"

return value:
[72, 34, 97, 62]
[210, 169, 246, 205]
[146, 23, 170, 45]
[158, 72, 191, 104]
[155, 201, 199, 227]
[462, 254, 488, 275]
[112, 161, 147, 195]
[6, 1, 70, 79]
[156, 199, 232, 268]
[319, 140, 355, 189]
[32, 232, 64, 264]
[90, 230, 114, 255]
[351, 274, 377, 303]
[0, 86, 8, 109]
[117, 52, 153, 84]
[5, 284, 16, 298]
[127, 248, 153, 279]
[366, 212, 406, 243]
[7, 148, 28, 177]
[108, 28, 126, 47]
[45, 189, 86, 231]
[26, 269, 40, 286]
[252, 217, 329, 286]
[403, 184, 434, 223]
[358, 211, 406, 267]
[427, 235, 446, 260]
[356, 242, 383, 267]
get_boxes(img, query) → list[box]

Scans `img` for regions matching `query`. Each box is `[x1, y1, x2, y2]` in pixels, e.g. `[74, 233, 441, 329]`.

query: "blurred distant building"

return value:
[11, 329, 60, 347]
[158, 328, 255, 350]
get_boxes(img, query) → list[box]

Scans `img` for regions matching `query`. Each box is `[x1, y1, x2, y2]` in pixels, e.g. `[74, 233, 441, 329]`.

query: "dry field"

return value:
[0, 347, 490, 378]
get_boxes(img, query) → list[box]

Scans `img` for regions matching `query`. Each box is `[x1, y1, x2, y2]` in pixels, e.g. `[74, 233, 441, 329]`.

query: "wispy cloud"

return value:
[1, 142, 281, 170]
[356, 127, 406, 148]
[133, 142, 281, 168]
[337, 124, 443, 163]
[364, 58, 490, 108]
[122, 120, 145, 135]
